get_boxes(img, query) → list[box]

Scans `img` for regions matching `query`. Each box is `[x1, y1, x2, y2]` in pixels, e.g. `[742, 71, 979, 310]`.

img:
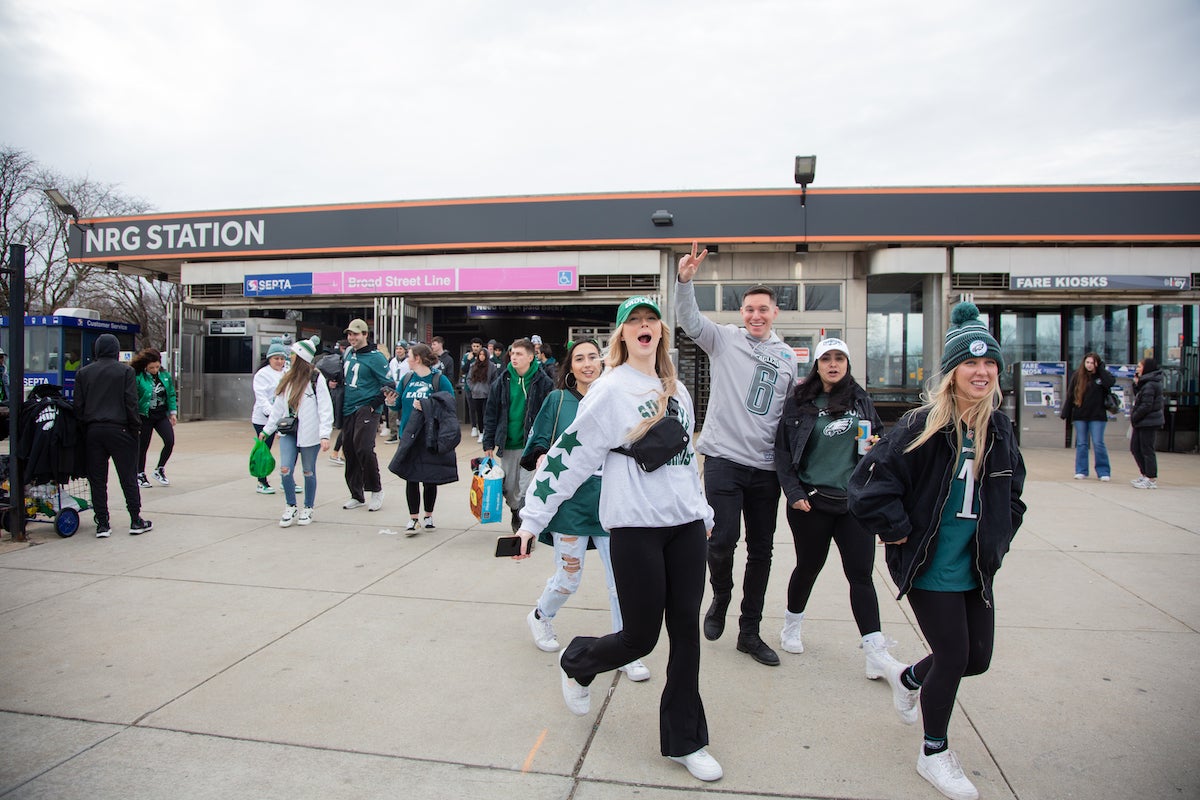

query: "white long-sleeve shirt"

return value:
[674, 278, 798, 469]
[251, 365, 286, 425]
[263, 376, 334, 446]
[520, 364, 714, 535]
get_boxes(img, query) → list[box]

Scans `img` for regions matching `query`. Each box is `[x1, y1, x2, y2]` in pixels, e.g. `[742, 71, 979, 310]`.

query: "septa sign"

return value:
[244, 273, 313, 296]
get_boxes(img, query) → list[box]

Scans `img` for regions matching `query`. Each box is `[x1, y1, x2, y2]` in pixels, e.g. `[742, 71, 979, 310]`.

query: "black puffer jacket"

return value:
[388, 391, 460, 485]
[1130, 370, 1165, 429]
[774, 382, 883, 507]
[848, 409, 1026, 604]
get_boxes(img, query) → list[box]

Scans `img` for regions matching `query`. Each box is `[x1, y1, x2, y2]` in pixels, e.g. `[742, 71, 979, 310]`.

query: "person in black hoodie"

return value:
[73, 333, 152, 537]
[1129, 356, 1165, 489]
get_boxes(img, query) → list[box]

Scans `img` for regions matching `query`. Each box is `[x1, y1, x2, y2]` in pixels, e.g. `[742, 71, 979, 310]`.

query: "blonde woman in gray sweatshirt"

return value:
[515, 295, 721, 783]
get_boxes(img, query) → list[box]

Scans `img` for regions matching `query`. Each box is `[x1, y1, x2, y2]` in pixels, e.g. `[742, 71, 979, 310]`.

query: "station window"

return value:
[24, 328, 49, 372]
[693, 284, 717, 312]
[866, 278, 923, 391]
[63, 330, 83, 371]
[804, 284, 841, 312]
[722, 284, 799, 312]
[204, 336, 254, 374]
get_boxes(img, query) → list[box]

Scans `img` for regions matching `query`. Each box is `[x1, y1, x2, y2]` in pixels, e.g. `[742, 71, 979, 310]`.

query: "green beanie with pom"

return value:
[941, 302, 1003, 373]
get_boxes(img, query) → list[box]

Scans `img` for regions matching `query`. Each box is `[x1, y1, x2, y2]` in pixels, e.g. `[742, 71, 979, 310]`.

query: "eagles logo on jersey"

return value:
[823, 417, 855, 437]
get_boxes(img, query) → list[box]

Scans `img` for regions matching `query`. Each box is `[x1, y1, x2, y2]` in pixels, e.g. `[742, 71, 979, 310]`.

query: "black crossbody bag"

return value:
[611, 397, 690, 472]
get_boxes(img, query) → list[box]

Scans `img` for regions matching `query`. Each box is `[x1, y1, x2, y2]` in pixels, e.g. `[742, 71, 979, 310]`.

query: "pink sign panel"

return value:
[316, 269, 458, 295]
[459, 266, 577, 292]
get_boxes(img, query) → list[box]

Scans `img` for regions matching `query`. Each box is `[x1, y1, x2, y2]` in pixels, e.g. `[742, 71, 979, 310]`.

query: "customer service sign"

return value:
[244, 266, 578, 297]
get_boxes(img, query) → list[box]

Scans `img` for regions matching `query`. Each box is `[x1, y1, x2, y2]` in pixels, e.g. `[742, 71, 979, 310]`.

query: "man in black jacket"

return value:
[482, 338, 553, 532]
[74, 333, 151, 537]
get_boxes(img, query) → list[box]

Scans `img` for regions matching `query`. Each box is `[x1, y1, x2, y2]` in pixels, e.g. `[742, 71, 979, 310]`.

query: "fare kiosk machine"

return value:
[1104, 364, 1139, 443]
[1017, 362, 1067, 447]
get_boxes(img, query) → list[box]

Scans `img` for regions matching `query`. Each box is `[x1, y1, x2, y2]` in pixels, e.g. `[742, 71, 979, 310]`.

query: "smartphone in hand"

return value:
[495, 535, 532, 557]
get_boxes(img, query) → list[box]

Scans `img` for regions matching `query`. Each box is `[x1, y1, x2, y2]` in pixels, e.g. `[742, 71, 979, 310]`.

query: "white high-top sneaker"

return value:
[863, 631, 905, 680]
[780, 610, 804, 653]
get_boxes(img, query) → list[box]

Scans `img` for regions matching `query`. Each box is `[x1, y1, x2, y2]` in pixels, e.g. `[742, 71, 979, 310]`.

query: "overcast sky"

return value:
[2, 0, 1198, 214]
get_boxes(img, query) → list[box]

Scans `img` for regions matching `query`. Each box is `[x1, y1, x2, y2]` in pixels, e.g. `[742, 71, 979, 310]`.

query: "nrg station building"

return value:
[65, 174, 1200, 449]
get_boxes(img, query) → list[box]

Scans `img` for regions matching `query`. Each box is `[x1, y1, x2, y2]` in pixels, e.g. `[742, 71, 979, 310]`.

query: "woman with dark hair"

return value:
[774, 338, 909, 684]
[251, 337, 289, 493]
[383, 343, 457, 532]
[515, 296, 720, 782]
[850, 303, 1026, 800]
[131, 348, 178, 488]
[1063, 352, 1115, 481]
[467, 348, 496, 444]
[1129, 356, 1164, 489]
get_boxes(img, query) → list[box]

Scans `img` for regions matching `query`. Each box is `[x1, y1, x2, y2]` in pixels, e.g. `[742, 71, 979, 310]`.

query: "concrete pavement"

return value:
[0, 420, 1197, 799]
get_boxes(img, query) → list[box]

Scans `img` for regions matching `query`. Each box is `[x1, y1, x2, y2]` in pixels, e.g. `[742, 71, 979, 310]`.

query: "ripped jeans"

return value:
[535, 533, 622, 633]
[278, 434, 319, 509]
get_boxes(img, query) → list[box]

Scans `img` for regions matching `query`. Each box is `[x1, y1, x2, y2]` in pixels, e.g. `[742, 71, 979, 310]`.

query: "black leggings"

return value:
[561, 520, 708, 757]
[406, 481, 438, 515]
[1130, 427, 1158, 479]
[784, 506, 881, 635]
[469, 396, 487, 431]
[138, 412, 174, 473]
[907, 588, 995, 741]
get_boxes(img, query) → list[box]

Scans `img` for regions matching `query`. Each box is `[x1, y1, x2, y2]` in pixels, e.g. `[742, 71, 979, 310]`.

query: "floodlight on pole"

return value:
[43, 188, 80, 220]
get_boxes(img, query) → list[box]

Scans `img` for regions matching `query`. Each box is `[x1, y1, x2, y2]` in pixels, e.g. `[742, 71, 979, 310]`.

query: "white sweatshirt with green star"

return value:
[520, 363, 715, 535]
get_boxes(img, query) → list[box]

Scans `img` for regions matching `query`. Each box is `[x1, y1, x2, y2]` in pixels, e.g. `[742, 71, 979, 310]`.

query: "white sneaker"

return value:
[368, 491, 384, 511]
[559, 649, 589, 715]
[527, 608, 559, 652]
[476, 433, 484, 443]
[405, 519, 419, 535]
[471, 426, 479, 437]
[137, 473, 152, 489]
[1131, 476, 1147, 487]
[152, 467, 170, 486]
[863, 633, 904, 680]
[1131, 476, 1158, 489]
[257, 483, 276, 495]
[294, 483, 303, 495]
[329, 455, 345, 465]
[297, 508, 313, 526]
[668, 748, 723, 782]
[1099, 475, 1111, 482]
[619, 659, 651, 682]
[884, 660, 920, 725]
[423, 516, 435, 529]
[343, 498, 365, 509]
[1074, 473, 1086, 480]
[279, 506, 298, 528]
[917, 748, 978, 800]
[780, 610, 804, 654]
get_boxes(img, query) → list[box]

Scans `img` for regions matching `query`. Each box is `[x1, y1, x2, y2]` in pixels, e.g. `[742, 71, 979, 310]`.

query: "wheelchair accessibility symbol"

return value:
[557, 270, 573, 286]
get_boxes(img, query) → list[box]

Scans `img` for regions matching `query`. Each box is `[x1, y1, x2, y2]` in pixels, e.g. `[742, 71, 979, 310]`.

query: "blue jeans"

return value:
[1073, 420, 1110, 478]
[278, 435, 319, 508]
[536, 534, 622, 632]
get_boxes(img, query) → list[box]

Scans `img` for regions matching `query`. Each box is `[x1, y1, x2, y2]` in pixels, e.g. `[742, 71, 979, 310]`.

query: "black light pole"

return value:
[794, 155, 817, 254]
[5, 244, 25, 541]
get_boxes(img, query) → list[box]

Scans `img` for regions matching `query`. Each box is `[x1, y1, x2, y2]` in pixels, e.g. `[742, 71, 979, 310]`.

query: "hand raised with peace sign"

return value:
[676, 241, 709, 284]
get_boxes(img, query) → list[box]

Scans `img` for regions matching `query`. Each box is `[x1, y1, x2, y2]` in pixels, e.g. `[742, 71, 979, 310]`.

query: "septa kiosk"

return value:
[0, 309, 139, 400]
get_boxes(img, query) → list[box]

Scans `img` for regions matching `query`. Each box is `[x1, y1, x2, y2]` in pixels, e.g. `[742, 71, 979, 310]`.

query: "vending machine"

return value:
[1104, 364, 1139, 443]
[1017, 362, 1068, 447]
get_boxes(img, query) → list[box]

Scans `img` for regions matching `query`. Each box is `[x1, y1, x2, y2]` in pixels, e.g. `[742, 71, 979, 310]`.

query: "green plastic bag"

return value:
[249, 436, 276, 479]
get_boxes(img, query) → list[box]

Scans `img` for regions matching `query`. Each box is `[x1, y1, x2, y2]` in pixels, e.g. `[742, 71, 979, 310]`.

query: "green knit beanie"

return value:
[941, 302, 1003, 373]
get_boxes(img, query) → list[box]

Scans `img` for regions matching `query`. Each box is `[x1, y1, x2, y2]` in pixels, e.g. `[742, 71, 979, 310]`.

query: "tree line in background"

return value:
[0, 144, 180, 350]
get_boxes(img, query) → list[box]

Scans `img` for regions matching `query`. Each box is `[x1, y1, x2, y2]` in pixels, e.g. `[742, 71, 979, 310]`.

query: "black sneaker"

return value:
[152, 467, 170, 486]
[129, 518, 153, 535]
[137, 473, 152, 489]
[95, 521, 112, 538]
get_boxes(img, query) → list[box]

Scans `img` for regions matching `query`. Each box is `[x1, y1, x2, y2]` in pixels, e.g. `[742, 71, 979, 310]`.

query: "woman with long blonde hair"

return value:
[849, 302, 1026, 800]
[514, 296, 721, 783]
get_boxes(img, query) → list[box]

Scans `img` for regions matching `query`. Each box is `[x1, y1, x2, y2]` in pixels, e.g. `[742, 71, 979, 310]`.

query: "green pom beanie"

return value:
[291, 335, 321, 363]
[941, 302, 1003, 373]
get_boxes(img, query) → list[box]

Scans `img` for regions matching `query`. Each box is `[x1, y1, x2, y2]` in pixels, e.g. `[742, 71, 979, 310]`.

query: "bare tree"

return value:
[1, 144, 156, 321]
[74, 272, 179, 350]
